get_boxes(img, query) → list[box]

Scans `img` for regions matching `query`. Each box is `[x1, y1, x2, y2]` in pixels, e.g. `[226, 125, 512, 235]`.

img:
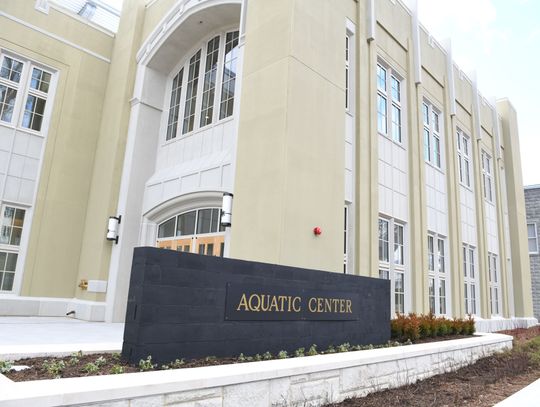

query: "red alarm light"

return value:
[313, 227, 322, 236]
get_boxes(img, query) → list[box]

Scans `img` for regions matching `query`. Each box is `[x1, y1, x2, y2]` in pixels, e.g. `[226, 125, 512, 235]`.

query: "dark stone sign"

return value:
[122, 247, 390, 364]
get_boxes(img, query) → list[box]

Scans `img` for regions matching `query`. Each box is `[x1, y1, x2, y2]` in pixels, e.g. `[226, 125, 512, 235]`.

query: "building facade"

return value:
[525, 185, 540, 321]
[0, 0, 536, 330]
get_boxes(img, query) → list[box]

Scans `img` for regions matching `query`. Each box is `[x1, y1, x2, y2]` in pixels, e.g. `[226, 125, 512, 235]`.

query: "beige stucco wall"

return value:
[229, 0, 354, 273]
[0, 3, 114, 298]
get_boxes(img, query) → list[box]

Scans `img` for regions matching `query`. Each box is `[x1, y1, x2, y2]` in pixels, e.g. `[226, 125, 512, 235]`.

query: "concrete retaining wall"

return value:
[0, 333, 512, 407]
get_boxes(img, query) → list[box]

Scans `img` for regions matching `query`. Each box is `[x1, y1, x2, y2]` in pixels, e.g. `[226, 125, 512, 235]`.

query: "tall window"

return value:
[345, 35, 350, 110]
[376, 63, 403, 144]
[219, 31, 239, 120]
[200, 36, 220, 128]
[482, 151, 494, 203]
[528, 223, 539, 254]
[182, 50, 201, 134]
[457, 129, 472, 188]
[343, 206, 348, 273]
[0, 206, 26, 292]
[423, 101, 442, 168]
[379, 217, 406, 314]
[165, 69, 183, 141]
[0, 53, 53, 132]
[488, 252, 501, 316]
[428, 234, 448, 315]
[164, 30, 240, 141]
[463, 244, 478, 315]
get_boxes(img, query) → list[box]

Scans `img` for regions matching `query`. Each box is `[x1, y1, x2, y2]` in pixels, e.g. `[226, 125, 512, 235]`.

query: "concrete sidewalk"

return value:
[0, 317, 124, 361]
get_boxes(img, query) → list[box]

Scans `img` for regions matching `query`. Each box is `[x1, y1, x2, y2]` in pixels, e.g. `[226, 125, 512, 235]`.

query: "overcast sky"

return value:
[105, 0, 539, 185]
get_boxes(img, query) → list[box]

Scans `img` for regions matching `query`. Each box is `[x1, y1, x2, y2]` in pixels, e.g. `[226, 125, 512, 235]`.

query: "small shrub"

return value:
[42, 360, 66, 378]
[391, 313, 475, 342]
[294, 347, 305, 357]
[138, 356, 155, 371]
[262, 351, 273, 360]
[111, 352, 121, 361]
[110, 365, 124, 374]
[277, 350, 288, 359]
[94, 356, 107, 367]
[325, 345, 336, 354]
[253, 354, 262, 361]
[204, 356, 216, 362]
[337, 343, 351, 353]
[237, 353, 246, 362]
[306, 344, 318, 356]
[0, 360, 13, 374]
[82, 362, 99, 374]
[170, 359, 184, 368]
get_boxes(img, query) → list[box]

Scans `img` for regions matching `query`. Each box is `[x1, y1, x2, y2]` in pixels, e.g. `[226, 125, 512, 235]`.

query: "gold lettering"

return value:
[249, 294, 261, 312]
[346, 299, 352, 313]
[287, 296, 292, 312]
[269, 296, 279, 312]
[236, 294, 249, 311]
[339, 299, 345, 313]
[317, 298, 323, 313]
[324, 298, 332, 313]
[308, 297, 317, 313]
[260, 294, 270, 312]
[278, 296, 287, 312]
[292, 296, 301, 312]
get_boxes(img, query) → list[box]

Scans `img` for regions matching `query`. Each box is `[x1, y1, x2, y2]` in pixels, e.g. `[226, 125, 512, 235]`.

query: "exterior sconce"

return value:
[106, 215, 121, 244]
[313, 227, 322, 236]
[221, 193, 233, 227]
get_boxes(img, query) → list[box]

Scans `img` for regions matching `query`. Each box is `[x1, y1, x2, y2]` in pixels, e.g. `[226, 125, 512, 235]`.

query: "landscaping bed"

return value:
[2, 314, 476, 382]
[325, 325, 540, 407]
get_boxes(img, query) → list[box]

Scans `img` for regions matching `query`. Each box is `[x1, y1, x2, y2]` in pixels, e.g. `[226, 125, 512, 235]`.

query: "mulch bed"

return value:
[4, 326, 540, 406]
[325, 326, 540, 407]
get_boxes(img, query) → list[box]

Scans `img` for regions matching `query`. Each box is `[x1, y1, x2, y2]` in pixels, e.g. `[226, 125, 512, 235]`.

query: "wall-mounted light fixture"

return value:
[106, 215, 121, 244]
[221, 193, 233, 227]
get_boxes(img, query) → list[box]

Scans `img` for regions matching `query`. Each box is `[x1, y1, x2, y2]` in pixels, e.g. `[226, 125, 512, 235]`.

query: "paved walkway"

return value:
[0, 316, 124, 361]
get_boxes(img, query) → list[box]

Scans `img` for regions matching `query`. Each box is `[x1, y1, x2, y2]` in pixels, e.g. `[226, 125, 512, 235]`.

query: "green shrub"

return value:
[110, 365, 124, 374]
[42, 360, 66, 378]
[277, 350, 288, 359]
[294, 347, 305, 357]
[306, 344, 318, 356]
[0, 360, 13, 374]
[138, 356, 155, 371]
[81, 362, 99, 374]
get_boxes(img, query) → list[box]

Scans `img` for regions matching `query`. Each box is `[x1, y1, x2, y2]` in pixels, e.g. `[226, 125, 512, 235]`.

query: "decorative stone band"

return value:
[0, 333, 512, 407]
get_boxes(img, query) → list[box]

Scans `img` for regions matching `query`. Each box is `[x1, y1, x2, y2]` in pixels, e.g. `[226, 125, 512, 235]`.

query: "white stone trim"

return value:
[0, 12, 111, 63]
[0, 333, 512, 406]
[474, 317, 538, 333]
[0, 297, 105, 321]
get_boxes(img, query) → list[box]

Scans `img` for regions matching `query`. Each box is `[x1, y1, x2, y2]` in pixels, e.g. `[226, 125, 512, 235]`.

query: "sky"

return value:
[104, 0, 539, 185]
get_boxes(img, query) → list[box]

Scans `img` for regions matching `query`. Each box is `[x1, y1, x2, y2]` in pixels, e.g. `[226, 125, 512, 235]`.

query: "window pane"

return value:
[182, 50, 202, 134]
[464, 283, 469, 313]
[463, 246, 467, 277]
[391, 76, 400, 102]
[0, 57, 23, 83]
[22, 94, 47, 131]
[5, 252, 17, 272]
[376, 65, 386, 91]
[166, 69, 183, 141]
[1, 271, 15, 291]
[394, 224, 404, 265]
[14, 209, 25, 228]
[30, 68, 52, 93]
[197, 209, 212, 234]
[0, 252, 6, 269]
[391, 104, 401, 143]
[437, 239, 445, 273]
[433, 111, 439, 133]
[0, 84, 17, 123]
[379, 269, 389, 279]
[428, 277, 435, 314]
[378, 219, 389, 262]
[422, 103, 429, 125]
[377, 94, 387, 134]
[200, 36, 220, 127]
[469, 249, 475, 278]
[424, 128, 431, 161]
[427, 236, 434, 271]
[433, 136, 441, 167]
[439, 279, 446, 314]
[176, 211, 196, 236]
[9, 227, 22, 246]
[158, 218, 175, 238]
[219, 31, 239, 120]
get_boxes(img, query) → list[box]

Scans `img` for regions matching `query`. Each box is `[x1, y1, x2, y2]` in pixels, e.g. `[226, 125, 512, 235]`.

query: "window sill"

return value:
[161, 116, 235, 147]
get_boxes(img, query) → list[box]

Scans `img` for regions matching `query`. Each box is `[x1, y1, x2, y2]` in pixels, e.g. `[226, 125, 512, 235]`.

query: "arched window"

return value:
[164, 30, 240, 141]
[157, 207, 225, 256]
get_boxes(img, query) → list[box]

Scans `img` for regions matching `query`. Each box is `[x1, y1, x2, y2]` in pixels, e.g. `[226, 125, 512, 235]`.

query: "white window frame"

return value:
[162, 29, 239, 143]
[463, 244, 479, 316]
[422, 100, 443, 170]
[456, 128, 473, 189]
[428, 233, 449, 316]
[488, 252, 501, 316]
[378, 217, 407, 315]
[527, 223, 539, 254]
[376, 61, 404, 145]
[0, 204, 27, 293]
[0, 50, 55, 135]
[482, 150, 494, 203]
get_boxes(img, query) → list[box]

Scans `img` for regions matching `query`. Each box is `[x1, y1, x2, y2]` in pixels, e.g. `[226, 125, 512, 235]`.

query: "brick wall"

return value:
[525, 187, 540, 320]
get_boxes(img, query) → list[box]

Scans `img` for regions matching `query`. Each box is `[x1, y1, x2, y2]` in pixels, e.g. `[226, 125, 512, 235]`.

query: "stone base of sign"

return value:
[0, 333, 512, 407]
